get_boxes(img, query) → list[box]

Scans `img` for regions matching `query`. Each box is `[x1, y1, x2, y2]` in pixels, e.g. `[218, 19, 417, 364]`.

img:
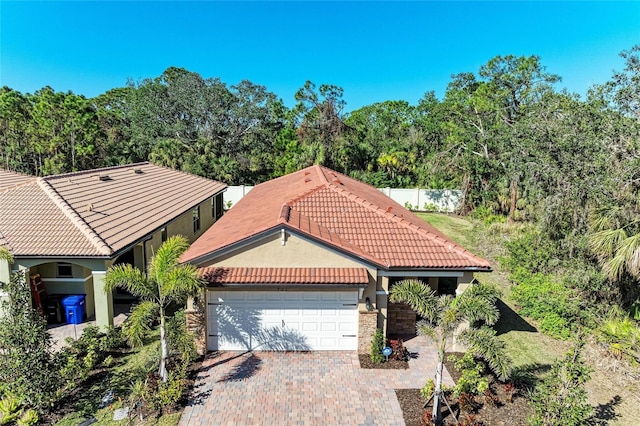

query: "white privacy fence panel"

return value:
[224, 186, 462, 212]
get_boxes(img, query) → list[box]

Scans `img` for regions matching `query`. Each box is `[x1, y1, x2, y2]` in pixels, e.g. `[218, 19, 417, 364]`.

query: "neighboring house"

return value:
[0, 163, 226, 326]
[181, 165, 491, 354]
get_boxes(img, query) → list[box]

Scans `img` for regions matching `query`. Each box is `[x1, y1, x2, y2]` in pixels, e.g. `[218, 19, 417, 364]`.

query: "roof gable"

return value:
[0, 163, 226, 257]
[182, 165, 490, 270]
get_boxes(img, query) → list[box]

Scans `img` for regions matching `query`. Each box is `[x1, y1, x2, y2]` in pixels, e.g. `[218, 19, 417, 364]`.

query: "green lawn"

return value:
[418, 212, 568, 374]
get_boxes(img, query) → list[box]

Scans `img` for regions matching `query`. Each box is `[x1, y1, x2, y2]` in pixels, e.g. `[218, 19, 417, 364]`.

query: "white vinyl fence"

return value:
[224, 186, 462, 213]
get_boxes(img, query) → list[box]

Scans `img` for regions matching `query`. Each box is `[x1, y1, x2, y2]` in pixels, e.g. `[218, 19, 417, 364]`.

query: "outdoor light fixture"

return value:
[365, 297, 373, 311]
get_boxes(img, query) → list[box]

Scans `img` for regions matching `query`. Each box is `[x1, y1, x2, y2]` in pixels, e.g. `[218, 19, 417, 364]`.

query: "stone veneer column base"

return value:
[358, 310, 379, 354]
[186, 304, 207, 355]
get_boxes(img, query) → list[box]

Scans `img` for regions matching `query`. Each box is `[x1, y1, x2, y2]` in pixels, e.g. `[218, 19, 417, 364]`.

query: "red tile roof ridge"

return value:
[319, 170, 489, 268]
[42, 162, 150, 182]
[36, 179, 112, 256]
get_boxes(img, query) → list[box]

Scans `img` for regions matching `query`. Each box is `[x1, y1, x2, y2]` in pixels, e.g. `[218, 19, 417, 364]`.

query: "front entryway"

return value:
[206, 290, 358, 351]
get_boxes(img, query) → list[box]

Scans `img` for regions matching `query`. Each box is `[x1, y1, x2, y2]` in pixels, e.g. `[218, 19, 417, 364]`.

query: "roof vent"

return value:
[386, 207, 393, 213]
[98, 175, 112, 181]
[305, 178, 311, 183]
[133, 169, 144, 174]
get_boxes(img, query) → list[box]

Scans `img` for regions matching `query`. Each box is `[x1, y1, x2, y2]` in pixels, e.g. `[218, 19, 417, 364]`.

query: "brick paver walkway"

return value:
[179, 335, 453, 426]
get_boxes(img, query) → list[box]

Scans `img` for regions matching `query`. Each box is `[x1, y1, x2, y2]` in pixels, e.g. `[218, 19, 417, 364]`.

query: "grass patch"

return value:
[416, 212, 475, 247]
[418, 213, 568, 377]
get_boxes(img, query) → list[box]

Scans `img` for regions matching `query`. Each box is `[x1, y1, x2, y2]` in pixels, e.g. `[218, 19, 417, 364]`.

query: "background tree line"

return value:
[2, 46, 640, 316]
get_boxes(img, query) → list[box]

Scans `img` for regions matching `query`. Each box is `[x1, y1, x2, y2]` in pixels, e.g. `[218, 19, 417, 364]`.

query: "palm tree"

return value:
[105, 235, 202, 382]
[588, 204, 640, 281]
[390, 279, 511, 425]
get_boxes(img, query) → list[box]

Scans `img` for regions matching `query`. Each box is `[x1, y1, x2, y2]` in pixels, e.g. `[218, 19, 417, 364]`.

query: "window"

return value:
[212, 194, 224, 220]
[161, 227, 167, 242]
[192, 206, 200, 233]
[57, 262, 73, 277]
[438, 277, 458, 296]
[215, 193, 224, 220]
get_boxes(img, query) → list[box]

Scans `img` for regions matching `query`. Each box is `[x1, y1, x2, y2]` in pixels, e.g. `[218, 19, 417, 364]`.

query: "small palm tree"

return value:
[390, 279, 511, 425]
[105, 235, 202, 382]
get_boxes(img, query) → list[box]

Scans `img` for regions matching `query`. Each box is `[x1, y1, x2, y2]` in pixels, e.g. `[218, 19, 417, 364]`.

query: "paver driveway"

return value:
[179, 336, 453, 426]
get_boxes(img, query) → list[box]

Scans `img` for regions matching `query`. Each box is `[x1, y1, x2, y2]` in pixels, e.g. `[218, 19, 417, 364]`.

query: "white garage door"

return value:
[206, 290, 359, 351]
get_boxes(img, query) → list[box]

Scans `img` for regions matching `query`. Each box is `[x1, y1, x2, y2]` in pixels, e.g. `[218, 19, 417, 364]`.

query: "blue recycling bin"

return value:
[61, 295, 86, 324]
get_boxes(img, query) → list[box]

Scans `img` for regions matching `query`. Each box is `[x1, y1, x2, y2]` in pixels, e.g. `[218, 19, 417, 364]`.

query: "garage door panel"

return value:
[207, 290, 358, 351]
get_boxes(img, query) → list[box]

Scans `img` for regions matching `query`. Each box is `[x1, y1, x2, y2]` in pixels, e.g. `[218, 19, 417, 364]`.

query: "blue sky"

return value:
[1, 1, 639, 111]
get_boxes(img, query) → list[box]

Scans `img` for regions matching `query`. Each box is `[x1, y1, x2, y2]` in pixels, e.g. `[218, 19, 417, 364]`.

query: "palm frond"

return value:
[0, 247, 13, 263]
[389, 279, 441, 322]
[456, 295, 500, 326]
[148, 235, 190, 282]
[160, 264, 203, 305]
[602, 232, 640, 280]
[105, 264, 156, 298]
[463, 282, 501, 304]
[122, 300, 159, 347]
[460, 326, 512, 381]
[416, 319, 438, 343]
[623, 233, 640, 278]
[588, 228, 627, 261]
[589, 205, 621, 232]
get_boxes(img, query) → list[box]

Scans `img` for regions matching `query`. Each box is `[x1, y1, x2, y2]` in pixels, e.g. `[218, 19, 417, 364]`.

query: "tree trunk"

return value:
[433, 359, 443, 424]
[159, 306, 169, 382]
[508, 177, 518, 222]
[433, 342, 446, 425]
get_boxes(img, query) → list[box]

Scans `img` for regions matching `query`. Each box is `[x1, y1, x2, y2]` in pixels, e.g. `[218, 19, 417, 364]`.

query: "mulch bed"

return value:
[397, 352, 531, 425]
[358, 353, 409, 369]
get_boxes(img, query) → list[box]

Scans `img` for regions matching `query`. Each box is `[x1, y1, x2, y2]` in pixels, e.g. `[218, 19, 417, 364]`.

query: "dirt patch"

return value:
[583, 338, 640, 425]
[358, 353, 408, 369]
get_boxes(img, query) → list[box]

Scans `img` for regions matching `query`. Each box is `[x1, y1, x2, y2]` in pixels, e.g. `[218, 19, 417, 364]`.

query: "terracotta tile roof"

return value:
[0, 169, 36, 192]
[0, 163, 226, 257]
[200, 267, 369, 285]
[182, 165, 491, 270]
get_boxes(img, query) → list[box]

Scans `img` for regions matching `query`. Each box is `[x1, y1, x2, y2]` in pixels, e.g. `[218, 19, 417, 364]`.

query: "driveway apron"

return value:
[179, 336, 453, 426]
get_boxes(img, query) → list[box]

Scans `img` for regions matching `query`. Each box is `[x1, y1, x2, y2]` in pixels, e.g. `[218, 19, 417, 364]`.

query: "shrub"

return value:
[450, 353, 489, 397]
[0, 270, 59, 411]
[457, 392, 476, 413]
[370, 328, 385, 364]
[596, 309, 640, 364]
[167, 310, 198, 366]
[503, 382, 516, 403]
[528, 341, 593, 426]
[420, 379, 435, 400]
[509, 270, 579, 339]
[389, 338, 409, 362]
[57, 325, 124, 385]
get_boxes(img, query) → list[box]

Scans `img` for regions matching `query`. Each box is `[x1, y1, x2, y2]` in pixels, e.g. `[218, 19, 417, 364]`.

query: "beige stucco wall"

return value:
[206, 231, 378, 311]
[0, 258, 10, 285]
[145, 195, 220, 265]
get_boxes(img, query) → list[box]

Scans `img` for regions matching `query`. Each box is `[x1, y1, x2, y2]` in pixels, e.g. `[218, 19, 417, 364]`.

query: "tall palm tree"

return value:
[390, 279, 511, 425]
[105, 235, 202, 382]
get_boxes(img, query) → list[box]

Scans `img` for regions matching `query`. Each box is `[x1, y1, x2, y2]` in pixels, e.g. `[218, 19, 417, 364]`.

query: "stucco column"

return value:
[92, 271, 113, 327]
